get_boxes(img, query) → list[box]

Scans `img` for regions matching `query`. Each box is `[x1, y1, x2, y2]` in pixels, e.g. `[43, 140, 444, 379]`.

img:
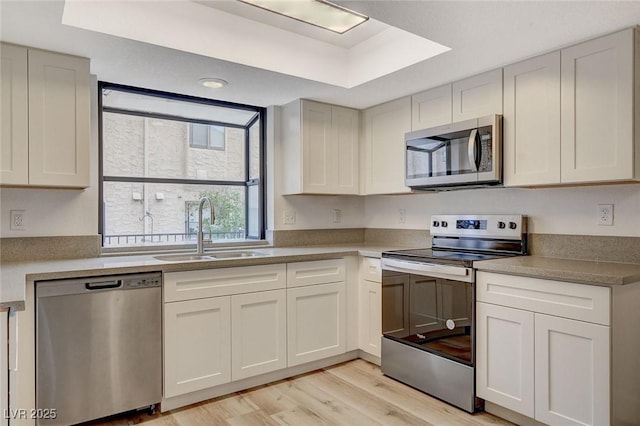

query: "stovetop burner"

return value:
[383, 214, 528, 267]
[382, 248, 513, 268]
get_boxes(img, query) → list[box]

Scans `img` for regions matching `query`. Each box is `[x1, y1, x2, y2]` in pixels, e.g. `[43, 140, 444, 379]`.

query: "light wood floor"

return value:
[87, 359, 514, 426]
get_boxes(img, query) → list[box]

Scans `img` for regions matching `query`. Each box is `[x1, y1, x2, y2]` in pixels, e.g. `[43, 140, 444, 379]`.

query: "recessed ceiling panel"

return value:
[62, 0, 450, 88]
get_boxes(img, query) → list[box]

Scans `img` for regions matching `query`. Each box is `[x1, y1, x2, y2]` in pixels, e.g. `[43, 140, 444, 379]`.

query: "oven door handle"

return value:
[382, 259, 470, 278]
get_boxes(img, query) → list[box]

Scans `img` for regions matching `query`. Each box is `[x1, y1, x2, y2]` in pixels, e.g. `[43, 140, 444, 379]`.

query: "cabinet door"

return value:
[164, 297, 231, 397]
[452, 69, 503, 121]
[534, 314, 610, 426]
[28, 49, 90, 187]
[0, 44, 28, 185]
[358, 279, 381, 357]
[231, 289, 287, 381]
[560, 29, 635, 183]
[0, 311, 7, 426]
[503, 52, 561, 186]
[287, 282, 345, 366]
[301, 100, 332, 193]
[476, 302, 535, 418]
[361, 97, 412, 195]
[331, 105, 359, 194]
[411, 84, 452, 130]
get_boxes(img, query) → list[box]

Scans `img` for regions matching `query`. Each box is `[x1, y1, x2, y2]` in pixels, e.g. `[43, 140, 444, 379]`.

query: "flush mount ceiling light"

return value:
[238, 0, 368, 34]
[199, 78, 228, 88]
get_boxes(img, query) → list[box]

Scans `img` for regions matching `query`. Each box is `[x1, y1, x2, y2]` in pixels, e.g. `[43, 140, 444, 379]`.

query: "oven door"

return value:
[381, 258, 475, 365]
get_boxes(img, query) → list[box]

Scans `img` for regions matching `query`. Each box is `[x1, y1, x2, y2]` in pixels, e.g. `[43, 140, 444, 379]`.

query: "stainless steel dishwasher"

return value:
[36, 272, 162, 425]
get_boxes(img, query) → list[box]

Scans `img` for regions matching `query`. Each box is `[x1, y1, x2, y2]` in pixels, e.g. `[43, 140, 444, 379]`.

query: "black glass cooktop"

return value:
[382, 248, 514, 268]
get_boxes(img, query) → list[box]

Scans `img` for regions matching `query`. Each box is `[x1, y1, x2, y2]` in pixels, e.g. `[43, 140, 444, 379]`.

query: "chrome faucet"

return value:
[139, 211, 154, 242]
[197, 197, 215, 255]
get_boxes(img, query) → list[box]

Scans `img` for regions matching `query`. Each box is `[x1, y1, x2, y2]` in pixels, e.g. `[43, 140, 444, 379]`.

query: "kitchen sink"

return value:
[209, 250, 265, 259]
[155, 251, 265, 262]
[154, 254, 214, 262]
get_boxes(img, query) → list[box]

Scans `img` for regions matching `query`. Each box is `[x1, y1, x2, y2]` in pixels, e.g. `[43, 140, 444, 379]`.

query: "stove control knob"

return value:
[509, 221, 518, 230]
[497, 221, 506, 229]
[432, 221, 440, 227]
[441, 221, 448, 228]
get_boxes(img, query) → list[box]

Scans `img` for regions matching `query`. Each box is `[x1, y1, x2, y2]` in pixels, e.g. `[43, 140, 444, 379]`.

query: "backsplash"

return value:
[0, 235, 101, 262]
[2, 231, 639, 264]
[529, 234, 640, 264]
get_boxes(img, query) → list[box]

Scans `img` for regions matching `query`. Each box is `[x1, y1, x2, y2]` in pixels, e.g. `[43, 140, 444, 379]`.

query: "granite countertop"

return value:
[0, 244, 403, 311]
[475, 255, 640, 286]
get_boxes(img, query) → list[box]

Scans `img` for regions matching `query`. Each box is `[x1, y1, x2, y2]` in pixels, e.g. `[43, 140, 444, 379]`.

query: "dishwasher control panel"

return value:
[123, 274, 162, 289]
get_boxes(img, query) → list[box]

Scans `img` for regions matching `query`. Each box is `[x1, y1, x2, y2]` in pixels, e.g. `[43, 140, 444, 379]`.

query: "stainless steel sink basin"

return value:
[154, 251, 265, 262]
[154, 254, 214, 262]
[209, 250, 264, 259]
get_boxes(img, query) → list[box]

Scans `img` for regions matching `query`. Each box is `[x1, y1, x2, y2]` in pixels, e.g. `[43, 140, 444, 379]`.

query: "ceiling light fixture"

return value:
[238, 0, 368, 34]
[199, 78, 228, 89]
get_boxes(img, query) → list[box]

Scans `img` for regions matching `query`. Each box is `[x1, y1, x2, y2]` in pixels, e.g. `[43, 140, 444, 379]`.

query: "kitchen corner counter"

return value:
[475, 255, 640, 286]
[0, 244, 402, 311]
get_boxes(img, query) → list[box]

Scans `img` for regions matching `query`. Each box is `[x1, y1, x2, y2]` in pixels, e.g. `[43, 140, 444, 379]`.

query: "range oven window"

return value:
[382, 269, 473, 365]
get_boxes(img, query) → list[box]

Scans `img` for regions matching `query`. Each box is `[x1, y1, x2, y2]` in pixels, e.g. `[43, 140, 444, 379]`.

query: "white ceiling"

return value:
[2, 1, 640, 109]
[60, 0, 450, 88]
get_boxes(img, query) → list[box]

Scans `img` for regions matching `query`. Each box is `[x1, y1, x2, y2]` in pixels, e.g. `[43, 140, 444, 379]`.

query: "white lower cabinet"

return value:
[534, 314, 610, 426]
[164, 259, 349, 402]
[476, 303, 535, 418]
[163, 264, 287, 399]
[287, 282, 346, 366]
[164, 296, 232, 398]
[358, 280, 381, 357]
[476, 272, 611, 426]
[231, 289, 287, 381]
[359, 257, 382, 358]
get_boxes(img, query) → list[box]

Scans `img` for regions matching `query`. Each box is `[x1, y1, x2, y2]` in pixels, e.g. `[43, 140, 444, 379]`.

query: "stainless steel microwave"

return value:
[405, 114, 502, 190]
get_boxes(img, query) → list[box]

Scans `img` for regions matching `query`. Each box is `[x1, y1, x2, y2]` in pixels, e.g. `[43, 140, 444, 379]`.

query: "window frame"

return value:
[98, 81, 266, 249]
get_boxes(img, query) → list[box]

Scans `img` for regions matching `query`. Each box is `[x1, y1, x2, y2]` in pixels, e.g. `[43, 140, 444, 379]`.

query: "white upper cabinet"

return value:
[503, 52, 561, 186]
[281, 99, 359, 195]
[452, 69, 503, 121]
[0, 44, 28, 185]
[0, 44, 90, 188]
[411, 84, 452, 130]
[361, 96, 412, 195]
[561, 28, 638, 184]
[504, 28, 639, 187]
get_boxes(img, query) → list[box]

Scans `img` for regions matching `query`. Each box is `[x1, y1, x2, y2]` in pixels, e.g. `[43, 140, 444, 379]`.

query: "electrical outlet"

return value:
[10, 210, 26, 231]
[399, 209, 406, 224]
[597, 204, 614, 226]
[283, 209, 296, 225]
[332, 209, 342, 223]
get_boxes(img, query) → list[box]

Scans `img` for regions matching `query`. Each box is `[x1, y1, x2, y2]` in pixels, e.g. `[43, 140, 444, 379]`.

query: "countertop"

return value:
[0, 244, 401, 311]
[475, 255, 640, 286]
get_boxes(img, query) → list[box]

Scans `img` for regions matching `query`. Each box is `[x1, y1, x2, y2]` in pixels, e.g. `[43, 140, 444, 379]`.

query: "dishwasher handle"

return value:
[85, 280, 122, 290]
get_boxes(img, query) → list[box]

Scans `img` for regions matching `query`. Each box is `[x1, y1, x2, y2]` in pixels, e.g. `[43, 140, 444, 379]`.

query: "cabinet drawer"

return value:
[287, 259, 345, 288]
[164, 264, 286, 302]
[360, 257, 381, 283]
[477, 272, 610, 325]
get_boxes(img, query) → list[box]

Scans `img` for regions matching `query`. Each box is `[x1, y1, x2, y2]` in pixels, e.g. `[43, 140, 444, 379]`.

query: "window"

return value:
[99, 83, 264, 248]
[190, 123, 226, 150]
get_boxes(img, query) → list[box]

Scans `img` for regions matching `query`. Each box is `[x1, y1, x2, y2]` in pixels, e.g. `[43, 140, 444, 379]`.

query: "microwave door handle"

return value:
[467, 129, 478, 172]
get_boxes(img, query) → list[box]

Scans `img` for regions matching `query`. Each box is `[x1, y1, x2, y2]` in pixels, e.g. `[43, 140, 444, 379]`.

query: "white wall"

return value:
[0, 77, 100, 238]
[365, 184, 640, 237]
